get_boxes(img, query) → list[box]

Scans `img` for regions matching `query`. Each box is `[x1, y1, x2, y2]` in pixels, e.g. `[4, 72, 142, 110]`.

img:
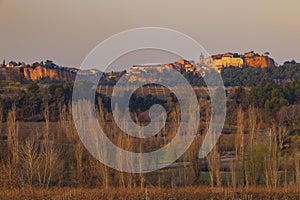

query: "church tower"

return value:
[199, 53, 204, 64]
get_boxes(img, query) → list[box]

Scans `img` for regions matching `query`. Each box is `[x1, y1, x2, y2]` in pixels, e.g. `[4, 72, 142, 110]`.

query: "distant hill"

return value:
[0, 60, 77, 82]
[0, 60, 105, 83]
[0, 51, 294, 84]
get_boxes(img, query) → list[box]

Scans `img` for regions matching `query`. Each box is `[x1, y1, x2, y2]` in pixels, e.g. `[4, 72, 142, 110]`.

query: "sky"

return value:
[0, 0, 299, 68]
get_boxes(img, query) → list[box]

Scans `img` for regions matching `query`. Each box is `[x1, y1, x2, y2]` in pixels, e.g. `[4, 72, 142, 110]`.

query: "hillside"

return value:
[0, 60, 77, 82]
[0, 51, 278, 83]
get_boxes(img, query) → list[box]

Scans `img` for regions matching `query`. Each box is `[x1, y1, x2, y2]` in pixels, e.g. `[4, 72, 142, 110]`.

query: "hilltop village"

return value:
[128, 51, 275, 82]
[205, 51, 275, 72]
[131, 51, 275, 74]
[0, 51, 275, 83]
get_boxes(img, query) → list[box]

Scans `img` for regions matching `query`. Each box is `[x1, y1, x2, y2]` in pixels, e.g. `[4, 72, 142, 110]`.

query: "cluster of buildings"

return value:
[130, 59, 200, 74]
[127, 51, 275, 80]
[202, 51, 275, 73]
[128, 59, 211, 82]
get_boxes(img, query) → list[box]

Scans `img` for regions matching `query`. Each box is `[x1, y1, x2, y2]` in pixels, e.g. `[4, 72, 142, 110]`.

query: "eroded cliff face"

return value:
[245, 56, 275, 68]
[22, 66, 77, 82]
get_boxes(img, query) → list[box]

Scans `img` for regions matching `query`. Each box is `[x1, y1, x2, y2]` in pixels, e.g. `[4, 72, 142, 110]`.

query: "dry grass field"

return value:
[0, 186, 300, 200]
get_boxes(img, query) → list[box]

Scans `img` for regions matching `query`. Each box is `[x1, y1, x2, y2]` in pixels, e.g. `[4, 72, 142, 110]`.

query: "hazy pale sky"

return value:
[0, 0, 299, 68]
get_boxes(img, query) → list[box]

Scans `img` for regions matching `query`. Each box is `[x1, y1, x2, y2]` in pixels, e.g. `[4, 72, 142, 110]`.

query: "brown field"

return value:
[0, 187, 300, 200]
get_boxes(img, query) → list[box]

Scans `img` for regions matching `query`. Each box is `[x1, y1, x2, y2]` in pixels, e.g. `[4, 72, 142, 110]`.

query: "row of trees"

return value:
[206, 106, 300, 190]
[0, 96, 300, 189]
[182, 61, 300, 87]
[221, 62, 300, 87]
[230, 79, 300, 122]
[2, 79, 298, 125]
[0, 99, 182, 188]
[0, 104, 60, 188]
[0, 82, 73, 121]
[0, 60, 299, 124]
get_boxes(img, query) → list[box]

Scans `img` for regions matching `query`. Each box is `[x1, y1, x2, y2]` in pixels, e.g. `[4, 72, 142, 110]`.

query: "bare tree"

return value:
[233, 107, 246, 187]
[283, 153, 288, 187]
[19, 136, 40, 187]
[57, 104, 67, 142]
[277, 105, 300, 130]
[74, 141, 83, 186]
[229, 159, 237, 191]
[43, 101, 50, 141]
[58, 104, 75, 143]
[188, 135, 203, 184]
[37, 141, 61, 189]
[263, 129, 279, 188]
[248, 106, 257, 151]
[136, 115, 145, 189]
[294, 152, 300, 186]
[95, 100, 110, 189]
[7, 104, 19, 168]
[235, 107, 244, 160]
[276, 125, 289, 150]
[188, 100, 208, 184]
[125, 132, 134, 189]
[74, 99, 111, 189]
[206, 133, 221, 187]
[116, 128, 125, 188]
[245, 106, 259, 187]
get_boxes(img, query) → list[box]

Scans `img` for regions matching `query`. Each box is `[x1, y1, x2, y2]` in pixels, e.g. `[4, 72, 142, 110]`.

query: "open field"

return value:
[0, 187, 300, 200]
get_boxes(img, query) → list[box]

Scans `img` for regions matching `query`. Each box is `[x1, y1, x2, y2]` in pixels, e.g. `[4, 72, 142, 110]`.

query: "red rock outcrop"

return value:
[22, 66, 77, 82]
[244, 55, 275, 68]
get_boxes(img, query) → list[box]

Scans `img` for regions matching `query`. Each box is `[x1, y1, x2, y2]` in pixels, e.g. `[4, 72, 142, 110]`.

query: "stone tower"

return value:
[199, 53, 204, 64]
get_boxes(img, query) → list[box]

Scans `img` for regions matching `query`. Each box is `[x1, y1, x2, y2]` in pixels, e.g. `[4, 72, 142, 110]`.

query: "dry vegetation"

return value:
[0, 187, 300, 199]
[0, 94, 300, 199]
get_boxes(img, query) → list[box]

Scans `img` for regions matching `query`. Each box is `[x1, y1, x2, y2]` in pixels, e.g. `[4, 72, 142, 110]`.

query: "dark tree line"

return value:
[0, 61, 299, 123]
[221, 61, 300, 87]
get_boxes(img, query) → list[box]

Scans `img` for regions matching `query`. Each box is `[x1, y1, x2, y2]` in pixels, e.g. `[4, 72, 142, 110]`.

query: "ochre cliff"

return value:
[244, 56, 275, 68]
[22, 66, 77, 82]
